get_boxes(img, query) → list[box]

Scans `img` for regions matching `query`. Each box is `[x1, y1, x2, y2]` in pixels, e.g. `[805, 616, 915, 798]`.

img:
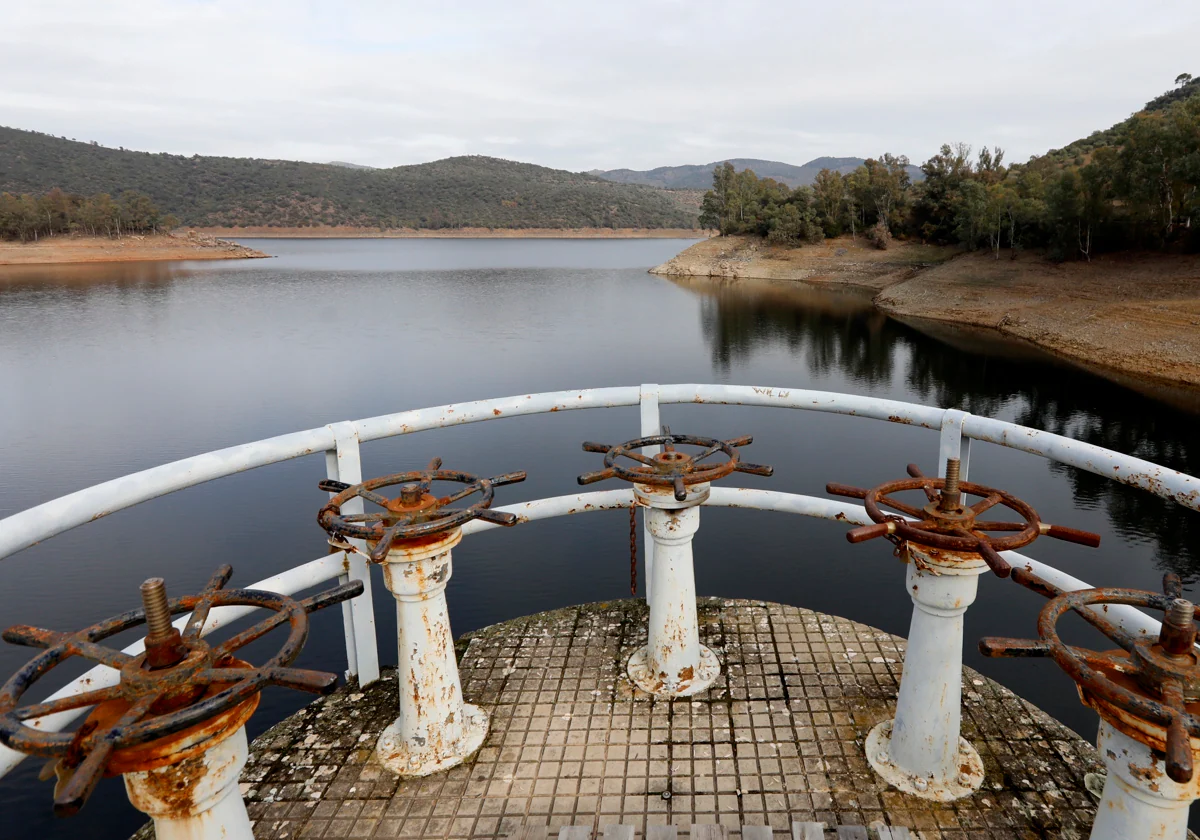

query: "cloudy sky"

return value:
[2, 1, 1197, 172]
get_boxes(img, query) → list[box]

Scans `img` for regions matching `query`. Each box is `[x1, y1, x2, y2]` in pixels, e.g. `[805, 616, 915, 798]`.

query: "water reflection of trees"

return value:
[696, 283, 897, 385]
[683, 277, 1200, 581]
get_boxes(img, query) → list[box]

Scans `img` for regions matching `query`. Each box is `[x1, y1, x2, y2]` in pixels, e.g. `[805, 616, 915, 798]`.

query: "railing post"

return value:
[938, 409, 971, 481]
[639, 383, 660, 600]
[325, 449, 358, 679]
[325, 422, 380, 686]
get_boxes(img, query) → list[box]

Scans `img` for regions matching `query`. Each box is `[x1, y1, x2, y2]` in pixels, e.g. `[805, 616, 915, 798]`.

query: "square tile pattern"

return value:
[190, 599, 1108, 839]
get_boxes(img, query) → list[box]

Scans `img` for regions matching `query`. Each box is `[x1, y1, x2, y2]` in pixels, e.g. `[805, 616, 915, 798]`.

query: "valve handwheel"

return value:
[577, 426, 773, 501]
[981, 570, 1200, 783]
[826, 459, 1101, 577]
[318, 457, 527, 561]
[0, 566, 362, 816]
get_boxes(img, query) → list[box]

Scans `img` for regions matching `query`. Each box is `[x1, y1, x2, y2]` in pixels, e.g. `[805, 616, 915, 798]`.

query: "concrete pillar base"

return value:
[866, 719, 984, 802]
[376, 702, 490, 777]
[627, 643, 720, 697]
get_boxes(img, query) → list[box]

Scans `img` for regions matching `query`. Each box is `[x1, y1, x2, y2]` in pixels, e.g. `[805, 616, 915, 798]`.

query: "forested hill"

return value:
[592, 157, 924, 190]
[0, 128, 699, 229]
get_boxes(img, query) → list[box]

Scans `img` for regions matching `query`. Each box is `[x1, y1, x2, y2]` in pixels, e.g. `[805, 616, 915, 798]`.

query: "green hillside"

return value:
[0, 128, 699, 229]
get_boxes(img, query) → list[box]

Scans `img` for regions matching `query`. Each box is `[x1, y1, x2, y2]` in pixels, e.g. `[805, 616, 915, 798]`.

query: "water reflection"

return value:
[678, 274, 1200, 581]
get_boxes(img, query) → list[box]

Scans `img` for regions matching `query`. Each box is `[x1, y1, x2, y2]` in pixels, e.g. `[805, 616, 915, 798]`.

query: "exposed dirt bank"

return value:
[0, 232, 269, 265]
[192, 226, 712, 239]
[651, 234, 955, 290]
[652, 235, 1200, 393]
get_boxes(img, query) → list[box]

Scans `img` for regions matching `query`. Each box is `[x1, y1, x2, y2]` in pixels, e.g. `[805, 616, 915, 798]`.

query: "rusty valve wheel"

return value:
[318, 457, 527, 561]
[980, 570, 1200, 783]
[0, 565, 363, 816]
[576, 426, 773, 501]
[826, 458, 1101, 578]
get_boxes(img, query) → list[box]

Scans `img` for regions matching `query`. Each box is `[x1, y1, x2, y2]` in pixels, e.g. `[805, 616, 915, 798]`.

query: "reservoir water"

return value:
[1, 237, 1198, 839]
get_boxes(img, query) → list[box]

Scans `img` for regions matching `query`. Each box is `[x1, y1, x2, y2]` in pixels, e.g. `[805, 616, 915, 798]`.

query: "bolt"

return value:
[1167, 598, 1195, 630]
[914, 777, 929, 792]
[939, 458, 962, 511]
[661, 790, 672, 801]
[878, 751, 890, 765]
[1160, 598, 1197, 655]
[958, 772, 972, 786]
[140, 578, 173, 643]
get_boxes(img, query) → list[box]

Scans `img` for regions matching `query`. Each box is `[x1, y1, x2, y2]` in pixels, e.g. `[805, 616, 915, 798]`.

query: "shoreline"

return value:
[192, 225, 712, 239]
[0, 232, 269, 266]
[651, 235, 1200, 397]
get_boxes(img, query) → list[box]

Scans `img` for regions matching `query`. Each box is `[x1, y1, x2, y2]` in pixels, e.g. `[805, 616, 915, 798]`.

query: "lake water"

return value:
[1, 238, 1198, 838]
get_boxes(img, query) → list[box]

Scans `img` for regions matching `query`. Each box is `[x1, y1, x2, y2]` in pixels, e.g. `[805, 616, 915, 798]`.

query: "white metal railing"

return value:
[1, 383, 1198, 781]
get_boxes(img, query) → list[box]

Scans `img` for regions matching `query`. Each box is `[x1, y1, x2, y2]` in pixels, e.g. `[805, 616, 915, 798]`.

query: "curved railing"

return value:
[1, 383, 1198, 780]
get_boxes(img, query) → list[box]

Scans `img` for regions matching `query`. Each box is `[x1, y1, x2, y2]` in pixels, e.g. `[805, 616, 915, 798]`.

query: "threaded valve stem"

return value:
[140, 578, 173, 642]
[939, 458, 962, 511]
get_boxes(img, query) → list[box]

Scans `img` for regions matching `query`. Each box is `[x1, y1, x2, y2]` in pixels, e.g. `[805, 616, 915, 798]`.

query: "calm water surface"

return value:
[1, 238, 1199, 838]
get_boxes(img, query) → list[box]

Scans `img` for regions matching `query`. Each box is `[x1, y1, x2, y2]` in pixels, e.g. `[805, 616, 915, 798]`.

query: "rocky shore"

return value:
[0, 232, 270, 266]
[652, 235, 1200, 392]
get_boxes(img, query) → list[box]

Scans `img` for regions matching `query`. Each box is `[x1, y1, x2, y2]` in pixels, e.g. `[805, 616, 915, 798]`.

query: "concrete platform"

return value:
[232, 599, 1107, 839]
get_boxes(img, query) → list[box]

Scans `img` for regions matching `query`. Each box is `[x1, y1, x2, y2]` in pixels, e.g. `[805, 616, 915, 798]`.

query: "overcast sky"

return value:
[2, 1, 1198, 172]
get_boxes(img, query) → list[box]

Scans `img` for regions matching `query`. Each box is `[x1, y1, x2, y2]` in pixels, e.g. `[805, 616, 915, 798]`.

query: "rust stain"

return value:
[134, 752, 208, 819]
[492, 409, 502, 416]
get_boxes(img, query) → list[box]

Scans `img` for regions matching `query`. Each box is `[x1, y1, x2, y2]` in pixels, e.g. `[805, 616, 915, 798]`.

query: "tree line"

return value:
[0, 188, 177, 241]
[0, 128, 699, 230]
[700, 75, 1200, 258]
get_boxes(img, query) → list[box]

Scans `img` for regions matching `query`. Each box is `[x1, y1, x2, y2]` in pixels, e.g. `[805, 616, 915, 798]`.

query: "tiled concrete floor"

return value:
[236, 599, 1106, 839]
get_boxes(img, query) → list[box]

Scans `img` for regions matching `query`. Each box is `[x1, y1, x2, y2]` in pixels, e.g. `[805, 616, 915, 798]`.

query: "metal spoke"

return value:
[876, 495, 927, 519]
[971, 493, 1003, 515]
[1077, 650, 1142, 676]
[354, 486, 393, 508]
[618, 450, 659, 467]
[972, 520, 1026, 532]
[14, 686, 126, 721]
[692, 442, 724, 463]
[918, 479, 938, 503]
[1066, 605, 1142, 653]
[340, 512, 389, 523]
[70, 640, 135, 670]
[209, 612, 290, 661]
[436, 484, 481, 506]
[417, 458, 443, 493]
[194, 668, 256, 686]
[660, 425, 674, 452]
[183, 565, 233, 639]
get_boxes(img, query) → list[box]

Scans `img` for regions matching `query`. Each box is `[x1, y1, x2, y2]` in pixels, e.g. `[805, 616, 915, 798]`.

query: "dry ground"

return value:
[0, 232, 269, 265]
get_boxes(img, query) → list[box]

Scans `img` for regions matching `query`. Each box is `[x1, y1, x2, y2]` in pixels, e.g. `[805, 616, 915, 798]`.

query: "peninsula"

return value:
[655, 76, 1200, 393]
[0, 231, 268, 266]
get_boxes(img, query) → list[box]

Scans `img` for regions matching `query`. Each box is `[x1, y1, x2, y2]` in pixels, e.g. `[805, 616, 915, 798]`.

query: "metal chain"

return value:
[629, 503, 638, 596]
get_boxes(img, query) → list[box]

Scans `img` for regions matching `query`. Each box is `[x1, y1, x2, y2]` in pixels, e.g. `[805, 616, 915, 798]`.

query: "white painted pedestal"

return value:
[375, 529, 488, 776]
[626, 482, 720, 698]
[123, 725, 253, 840]
[1087, 720, 1200, 840]
[866, 543, 986, 801]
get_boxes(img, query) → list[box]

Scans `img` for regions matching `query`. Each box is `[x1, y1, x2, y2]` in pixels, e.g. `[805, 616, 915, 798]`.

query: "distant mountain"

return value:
[326, 160, 376, 170]
[0, 127, 699, 229]
[591, 156, 924, 190]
